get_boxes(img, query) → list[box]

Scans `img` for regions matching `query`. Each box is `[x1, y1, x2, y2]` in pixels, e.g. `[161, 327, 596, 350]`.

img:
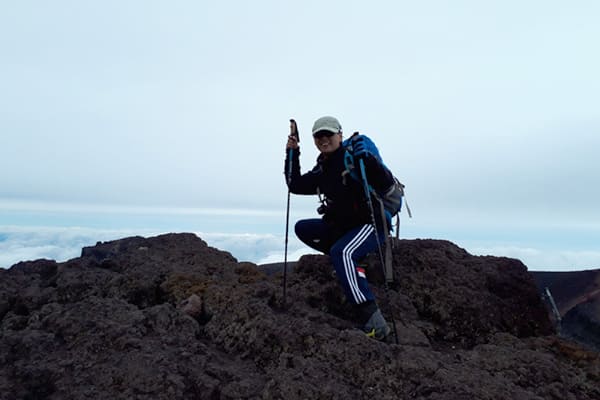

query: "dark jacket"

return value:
[284, 146, 392, 234]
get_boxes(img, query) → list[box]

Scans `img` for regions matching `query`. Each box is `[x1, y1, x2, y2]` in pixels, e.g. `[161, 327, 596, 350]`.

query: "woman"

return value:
[284, 115, 393, 340]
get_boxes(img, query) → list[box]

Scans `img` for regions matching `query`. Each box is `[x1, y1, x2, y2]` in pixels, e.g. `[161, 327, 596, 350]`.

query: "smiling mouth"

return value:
[316, 137, 338, 153]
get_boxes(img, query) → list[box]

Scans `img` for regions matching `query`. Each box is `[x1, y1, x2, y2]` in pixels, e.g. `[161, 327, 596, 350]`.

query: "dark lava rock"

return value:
[1, 233, 599, 400]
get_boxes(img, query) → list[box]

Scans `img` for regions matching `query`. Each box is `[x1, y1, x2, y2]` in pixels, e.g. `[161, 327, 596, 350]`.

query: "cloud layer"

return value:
[1, 225, 598, 272]
[0, 225, 313, 269]
[0, 226, 159, 268]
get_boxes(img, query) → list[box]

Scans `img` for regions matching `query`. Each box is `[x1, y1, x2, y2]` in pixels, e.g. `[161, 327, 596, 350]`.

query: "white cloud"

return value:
[0, 226, 160, 268]
[0, 225, 310, 268]
[196, 232, 316, 264]
[1, 225, 598, 272]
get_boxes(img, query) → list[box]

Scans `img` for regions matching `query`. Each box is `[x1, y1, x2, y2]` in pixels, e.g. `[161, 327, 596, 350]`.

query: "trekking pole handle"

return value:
[287, 119, 300, 184]
[289, 119, 299, 143]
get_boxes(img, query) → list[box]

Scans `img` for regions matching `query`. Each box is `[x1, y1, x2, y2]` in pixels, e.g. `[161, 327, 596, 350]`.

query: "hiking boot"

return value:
[363, 308, 391, 341]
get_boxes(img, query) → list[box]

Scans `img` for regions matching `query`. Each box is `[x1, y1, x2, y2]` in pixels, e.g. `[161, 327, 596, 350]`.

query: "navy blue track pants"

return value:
[295, 219, 383, 305]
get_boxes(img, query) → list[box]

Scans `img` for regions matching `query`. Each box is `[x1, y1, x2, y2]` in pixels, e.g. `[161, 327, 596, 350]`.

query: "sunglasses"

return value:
[312, 130, 337, 139]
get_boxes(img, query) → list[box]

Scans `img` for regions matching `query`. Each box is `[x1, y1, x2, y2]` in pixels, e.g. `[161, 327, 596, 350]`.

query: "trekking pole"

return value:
[283, 119, 299, 306]
[358, 158, 399, 344]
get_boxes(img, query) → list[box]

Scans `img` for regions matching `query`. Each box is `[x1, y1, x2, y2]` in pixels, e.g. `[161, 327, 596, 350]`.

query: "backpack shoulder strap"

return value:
[342, 133, 361, 183]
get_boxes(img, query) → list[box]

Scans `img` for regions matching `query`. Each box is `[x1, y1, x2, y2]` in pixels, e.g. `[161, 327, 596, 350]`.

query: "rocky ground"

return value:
[1, 233, 598, 399]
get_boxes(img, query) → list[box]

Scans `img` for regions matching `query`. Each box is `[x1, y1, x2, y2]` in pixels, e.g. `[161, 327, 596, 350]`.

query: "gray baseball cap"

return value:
[312, 116, 342, 135]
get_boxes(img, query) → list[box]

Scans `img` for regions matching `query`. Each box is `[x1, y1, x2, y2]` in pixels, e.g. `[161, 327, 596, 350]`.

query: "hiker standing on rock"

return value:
[284, 116, 394, 340]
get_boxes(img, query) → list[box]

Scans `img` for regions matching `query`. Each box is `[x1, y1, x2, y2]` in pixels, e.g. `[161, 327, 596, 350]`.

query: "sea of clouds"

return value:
[1, 224, 599, 272]
[0, 225, 315, 269]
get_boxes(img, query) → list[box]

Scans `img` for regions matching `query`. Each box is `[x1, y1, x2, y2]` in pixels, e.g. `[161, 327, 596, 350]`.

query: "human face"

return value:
[313, 131, 342, 154]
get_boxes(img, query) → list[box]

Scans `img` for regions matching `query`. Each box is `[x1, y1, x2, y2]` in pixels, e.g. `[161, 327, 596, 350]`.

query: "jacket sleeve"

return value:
[284, 148, 319, 195]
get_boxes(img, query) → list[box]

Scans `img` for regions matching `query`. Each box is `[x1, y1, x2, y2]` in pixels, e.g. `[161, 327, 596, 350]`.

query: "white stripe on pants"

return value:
[342, 224, 374, 303]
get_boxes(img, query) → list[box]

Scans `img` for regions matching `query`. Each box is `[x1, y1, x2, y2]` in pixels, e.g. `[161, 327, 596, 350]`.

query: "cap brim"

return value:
[312, 127, 341, 135]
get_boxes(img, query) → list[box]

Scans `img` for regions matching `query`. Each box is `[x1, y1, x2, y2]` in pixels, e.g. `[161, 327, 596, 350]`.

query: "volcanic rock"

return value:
[1, 233, 598, 399]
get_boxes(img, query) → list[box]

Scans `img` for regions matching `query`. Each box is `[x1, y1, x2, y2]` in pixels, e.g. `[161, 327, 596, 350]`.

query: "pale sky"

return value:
[1, 1, 599, 270]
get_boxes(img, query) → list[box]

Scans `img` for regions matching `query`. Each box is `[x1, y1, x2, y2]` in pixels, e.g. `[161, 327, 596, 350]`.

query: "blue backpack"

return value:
[342, 133, 411, 222]
[342, 132, 412, 284]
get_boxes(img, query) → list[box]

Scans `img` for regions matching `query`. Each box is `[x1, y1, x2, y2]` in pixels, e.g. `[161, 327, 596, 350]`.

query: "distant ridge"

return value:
[531, 269, 600, 315]
[257, 261, 296, 276]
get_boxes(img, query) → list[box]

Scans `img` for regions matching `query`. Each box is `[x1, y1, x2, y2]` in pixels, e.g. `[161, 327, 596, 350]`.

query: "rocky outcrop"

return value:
[1, 233, 598, 400]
